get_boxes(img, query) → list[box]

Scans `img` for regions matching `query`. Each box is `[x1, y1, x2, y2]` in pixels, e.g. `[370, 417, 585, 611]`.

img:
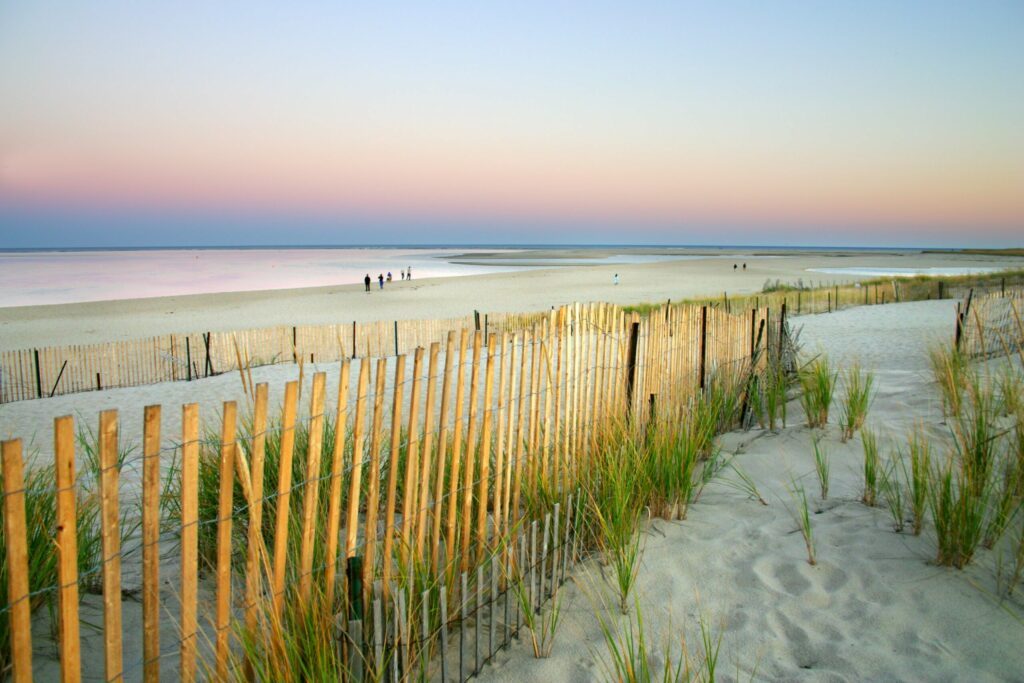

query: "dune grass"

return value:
[763, 364, 790, 431]
[861, 428, 880, 507]
[799, 356, 837, 429]
[719, 461, 768, 506]
[512, 567, 563, 658]
[839, 363, 874, 442]
[929, 345, 968, 417]
[786, 479, 816, 566]
[905, 426, 931, 536]
[812, 440, 830, 500]
[595, 598, 725, 683]
[880, 457, 906, 533]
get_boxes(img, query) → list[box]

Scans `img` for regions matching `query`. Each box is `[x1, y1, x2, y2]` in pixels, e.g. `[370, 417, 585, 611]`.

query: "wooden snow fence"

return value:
[956, 286, 1024, 359]
[0, 300, 778, 681]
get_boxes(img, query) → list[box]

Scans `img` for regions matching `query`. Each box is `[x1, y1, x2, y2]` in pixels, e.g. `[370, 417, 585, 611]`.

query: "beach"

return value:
[0, 247, 1019, 350]
[1, 252, 1022, 681]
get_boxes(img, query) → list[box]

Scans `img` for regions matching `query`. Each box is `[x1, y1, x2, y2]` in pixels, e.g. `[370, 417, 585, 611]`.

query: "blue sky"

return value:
[1, 1, 1022, 247]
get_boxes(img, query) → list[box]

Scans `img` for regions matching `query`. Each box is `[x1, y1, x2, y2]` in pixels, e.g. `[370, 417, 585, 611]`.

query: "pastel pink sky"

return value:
[1, 2, 1022, 247]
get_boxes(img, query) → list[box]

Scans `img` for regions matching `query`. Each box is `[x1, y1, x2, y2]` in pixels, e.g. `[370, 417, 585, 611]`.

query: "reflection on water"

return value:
[0, 248, 696, 307]
[0, 248, 521, 307]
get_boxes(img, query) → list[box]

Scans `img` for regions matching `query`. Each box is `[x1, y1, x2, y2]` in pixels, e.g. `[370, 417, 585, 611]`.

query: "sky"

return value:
[1, 1, 1022, 248]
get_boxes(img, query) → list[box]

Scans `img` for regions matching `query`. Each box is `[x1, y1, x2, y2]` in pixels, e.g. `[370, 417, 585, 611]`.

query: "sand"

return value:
[476, 299, 1024, 682]
[3, 255, 1024, 680]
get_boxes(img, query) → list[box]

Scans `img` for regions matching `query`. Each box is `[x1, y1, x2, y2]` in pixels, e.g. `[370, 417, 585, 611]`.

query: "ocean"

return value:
[0, 246, 690, 307]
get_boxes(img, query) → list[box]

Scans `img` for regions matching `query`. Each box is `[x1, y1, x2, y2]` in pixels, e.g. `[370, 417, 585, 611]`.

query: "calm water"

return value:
[807, 266, 1003, 278]
[0, 247, 687, 307]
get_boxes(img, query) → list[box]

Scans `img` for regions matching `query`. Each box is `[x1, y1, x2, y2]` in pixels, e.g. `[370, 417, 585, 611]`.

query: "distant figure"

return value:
[613, 273, 619, 285]
[378, 273, 384, 289]
[733, 263, 738, 270]
[364, 273, 371, 292]
[401, 269, 405, 280]
[407, 266, 412, 280]
[387, 271, 393, 282]
[743, 263, 747, 270]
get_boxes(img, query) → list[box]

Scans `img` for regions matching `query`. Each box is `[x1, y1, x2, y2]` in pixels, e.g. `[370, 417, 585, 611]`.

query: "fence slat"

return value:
[2, 439, 33, 683]
[98, 410, 123, 682]
[362, 359, 388, 597]
[444, 329, 469, 567]
[345, 361, 371, 558]
[271, 382, 299, 615]
[431, 331, 456, 571]
[459, 332, 483, 571]
[475, 335, 496, 564]
[400, 347, 425, 567]
[323, 361, 351, 607]
[180, 404, 200, 683]
[215, 401, 237, 680]
[245, 383, 269, 637]
[298, 372, 327, 605]
[142, 405, 161, 681]
[415, 342, 440, 561]
[54, 417, 82, 683]
[380, 355, 405, 601]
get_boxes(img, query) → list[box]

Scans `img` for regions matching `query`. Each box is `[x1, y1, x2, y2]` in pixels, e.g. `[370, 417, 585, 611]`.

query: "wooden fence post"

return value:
[33, 349, 42, 398]
[698, 306, 708, 390]
[955, 302, 963, 350]
[749, 307, 757, 356]
[779, 301, 787, 364]
[394, 320, 400, 356]
[624, 321, 640, 418]
[186, 336, 192, 380]
[352, 321, 357, 359]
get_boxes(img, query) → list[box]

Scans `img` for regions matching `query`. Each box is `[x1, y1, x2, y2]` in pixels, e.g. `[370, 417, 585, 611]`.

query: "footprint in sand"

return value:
[751, 556, 811, 596]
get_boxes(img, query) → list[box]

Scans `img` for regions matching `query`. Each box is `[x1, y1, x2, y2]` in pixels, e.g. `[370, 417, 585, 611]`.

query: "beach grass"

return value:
[812, 439, 830, 500]
[799, 356, 837, 429]
[929, 345, 968, 417]
[861, 428, 879, 507]
[786, 479, 816, 566]
[840, 363, 874, 441]
[880, 457, 906, 533]
[905, 425, 931, 536]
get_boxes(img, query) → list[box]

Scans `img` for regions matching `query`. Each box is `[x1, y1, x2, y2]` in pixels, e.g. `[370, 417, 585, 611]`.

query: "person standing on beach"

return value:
[378, 273, 384, 289]
[613, 273, 619, 285]
[407, 267, 412, 280]
[364, 274, 371, 292]
[387, 271, 392, 282]
[401, 269, 405, 280]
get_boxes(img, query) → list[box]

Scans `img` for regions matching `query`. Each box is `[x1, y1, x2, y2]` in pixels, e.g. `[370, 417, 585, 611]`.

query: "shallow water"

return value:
[806, 265, 1004, 278]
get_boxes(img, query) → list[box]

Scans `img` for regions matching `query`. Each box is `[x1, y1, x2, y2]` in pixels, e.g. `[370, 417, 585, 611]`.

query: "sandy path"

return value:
[476, 300, 1024, 682]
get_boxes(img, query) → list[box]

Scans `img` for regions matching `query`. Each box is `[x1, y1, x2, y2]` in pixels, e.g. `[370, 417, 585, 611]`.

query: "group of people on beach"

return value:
[364, 267, 411, 291]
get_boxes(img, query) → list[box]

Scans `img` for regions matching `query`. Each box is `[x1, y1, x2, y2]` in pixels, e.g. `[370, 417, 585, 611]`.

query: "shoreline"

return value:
[1, 248, 1020, 351]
